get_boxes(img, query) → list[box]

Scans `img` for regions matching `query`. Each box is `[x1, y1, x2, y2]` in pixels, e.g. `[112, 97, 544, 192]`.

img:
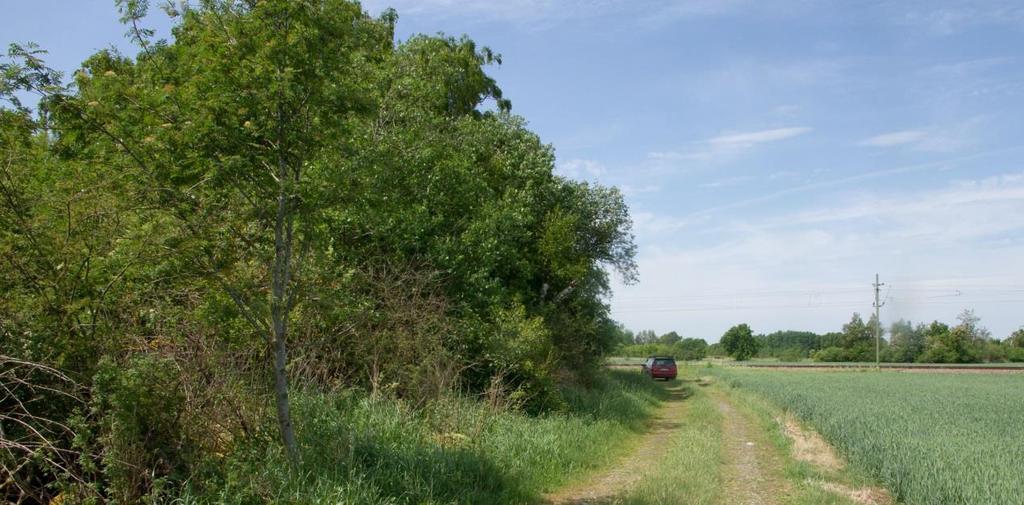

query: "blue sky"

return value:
[6, 1, 1024, 340]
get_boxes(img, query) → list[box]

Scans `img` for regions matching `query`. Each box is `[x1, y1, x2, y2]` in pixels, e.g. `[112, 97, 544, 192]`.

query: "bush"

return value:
[615, 339, 707, 361]
[1008, 347, 1024, 363]
[77, 356, 200, 504]
[776, 347, 805, 362]
[812, 346, 850, 362]
[181, 370, 665, 504]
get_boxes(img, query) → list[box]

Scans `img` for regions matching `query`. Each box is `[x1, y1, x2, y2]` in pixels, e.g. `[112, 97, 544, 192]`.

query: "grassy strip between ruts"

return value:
[174, 370, 667, 505]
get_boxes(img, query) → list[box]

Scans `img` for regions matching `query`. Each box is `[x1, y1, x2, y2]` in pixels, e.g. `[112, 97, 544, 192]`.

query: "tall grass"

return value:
[178, 370, 666, 504]
[710, 368, 1024, 504]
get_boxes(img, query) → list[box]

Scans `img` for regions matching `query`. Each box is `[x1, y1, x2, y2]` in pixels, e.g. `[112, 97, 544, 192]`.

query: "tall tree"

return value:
[841, 313, 873, 348]
[889, 319, 926, 362]
[658, 331, 682, 345]
[721, 323, 759, 361]
[1007, 328, 1024, 348]
[956, 309, 992, 343]
[31, 0, 395, 461]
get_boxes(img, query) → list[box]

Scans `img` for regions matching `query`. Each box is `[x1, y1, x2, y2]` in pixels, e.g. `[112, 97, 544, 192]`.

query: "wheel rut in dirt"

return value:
[543, 384, 691, 505]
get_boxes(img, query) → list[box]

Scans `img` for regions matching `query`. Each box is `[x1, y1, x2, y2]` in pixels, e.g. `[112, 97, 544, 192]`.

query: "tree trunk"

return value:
[271, 144, 299, 463]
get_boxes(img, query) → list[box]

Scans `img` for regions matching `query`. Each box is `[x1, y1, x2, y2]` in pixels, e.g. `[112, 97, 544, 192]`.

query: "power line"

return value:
[874, 273, 885, 369]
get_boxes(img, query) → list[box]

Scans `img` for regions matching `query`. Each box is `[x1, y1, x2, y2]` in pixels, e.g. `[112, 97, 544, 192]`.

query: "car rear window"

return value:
[653, 358, 675, 366]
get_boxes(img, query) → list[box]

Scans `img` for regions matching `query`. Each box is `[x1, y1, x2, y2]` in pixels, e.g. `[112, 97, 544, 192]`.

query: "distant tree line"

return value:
[751, 310, 1024, 363]
[614, 309, 1024, 364]
[612, 326, 709, 360]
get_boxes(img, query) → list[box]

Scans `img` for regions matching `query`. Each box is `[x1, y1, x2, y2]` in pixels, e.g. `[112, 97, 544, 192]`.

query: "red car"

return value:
[642, 356, 677, 380]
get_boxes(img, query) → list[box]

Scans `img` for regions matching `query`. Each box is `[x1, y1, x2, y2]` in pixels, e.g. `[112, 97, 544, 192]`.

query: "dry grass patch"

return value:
[779, 415, 843, 472]
[814, 481, 893, 505]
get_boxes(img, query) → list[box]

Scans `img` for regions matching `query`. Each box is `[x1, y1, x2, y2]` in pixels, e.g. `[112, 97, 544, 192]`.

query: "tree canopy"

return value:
[0, 1, 637, 501]
[721, 323, 759, 361]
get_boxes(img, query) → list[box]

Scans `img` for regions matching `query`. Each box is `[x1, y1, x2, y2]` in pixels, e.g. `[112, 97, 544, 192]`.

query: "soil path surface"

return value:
[543, 384, 691, 505]
[711, 389, 783, 505]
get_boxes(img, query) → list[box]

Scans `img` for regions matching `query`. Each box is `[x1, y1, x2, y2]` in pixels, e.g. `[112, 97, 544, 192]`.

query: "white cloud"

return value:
[859, 118, 986, 153]
[649, 126, 812, 162]
[698, 175, 755, 188]
[708, 127, 811, 147]
[760, 172, 1024, 240]
[612, 171, 1024, 339]
[681, 145, 1024, 220]
[860, 130, 928, 147]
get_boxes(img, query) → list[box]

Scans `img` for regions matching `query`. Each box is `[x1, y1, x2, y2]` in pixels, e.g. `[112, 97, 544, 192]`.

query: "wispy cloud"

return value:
[898, 3, 1024, 35]
[674, 145, 1024, 221]
[650, 126, 812, 162]
[698, 175, 755, 188]
[615, 171, 1024, 338]
[769, 170, 800, 180]
[709, 127, 811, 147]
[761, 172, 1024, 234]
[860, 130, 928, 147]
[859, 119, 985, 153]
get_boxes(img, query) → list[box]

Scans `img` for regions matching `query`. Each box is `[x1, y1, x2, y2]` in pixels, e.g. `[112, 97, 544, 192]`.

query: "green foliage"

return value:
[888, 319, 926, 362]
[1007, 329, 1024, 362]
[181, 371, 664, 504]
[720, 324, 759, 361]
[85, 356, 199, 504]
[617, 338, 708, 361]
[711, 368, 1024, 505]
[657, 331, 681, 345]
[1, 0, 639, 500]
[754, 330, 823, 359]
[706, 342, 728, 358]
[775, 347, 806, 362]
[1008, 347, 1024, 363]
[836, 313, 875, 361]
[811, 346, 851, 362]
[918, 324, 978, 363]
[618, 385, 721, 505]
[1007, 328, 1024, 348]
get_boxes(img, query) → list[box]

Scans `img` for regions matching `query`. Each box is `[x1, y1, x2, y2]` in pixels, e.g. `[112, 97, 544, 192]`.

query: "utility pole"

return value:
[873, 273, 885, 370]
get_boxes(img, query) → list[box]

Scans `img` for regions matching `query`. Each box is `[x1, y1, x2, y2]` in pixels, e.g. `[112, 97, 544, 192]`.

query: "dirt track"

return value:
[543, 384, 690, 504]
[712, 389, 782, 505]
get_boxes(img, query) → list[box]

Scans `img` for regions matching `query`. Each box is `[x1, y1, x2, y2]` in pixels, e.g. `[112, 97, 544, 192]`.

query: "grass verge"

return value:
[176, 370, 666, 505]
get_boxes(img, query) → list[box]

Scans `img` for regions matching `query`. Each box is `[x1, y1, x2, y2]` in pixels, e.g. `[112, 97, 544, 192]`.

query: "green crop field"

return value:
[708, 367, 1024, 505]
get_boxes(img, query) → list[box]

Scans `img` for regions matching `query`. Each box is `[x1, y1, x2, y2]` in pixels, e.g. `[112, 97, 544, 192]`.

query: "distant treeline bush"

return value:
[752, 311, 1024, 363]
[611, 328, 710, 360]
[613, 310, 1024, 364]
